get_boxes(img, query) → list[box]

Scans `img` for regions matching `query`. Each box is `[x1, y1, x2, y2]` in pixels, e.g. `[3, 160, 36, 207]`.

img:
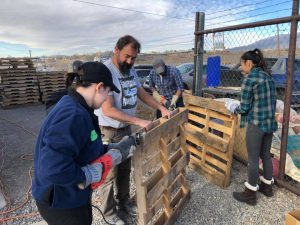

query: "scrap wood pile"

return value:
[0, 57, 34, 69]
[36, 71, 66, 103]
[0, 57, 66, 108]
[0, 67, 40, 108]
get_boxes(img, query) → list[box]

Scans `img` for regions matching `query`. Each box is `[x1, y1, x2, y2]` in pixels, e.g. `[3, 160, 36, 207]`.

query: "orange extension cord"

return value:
[0, 116, 41, 223]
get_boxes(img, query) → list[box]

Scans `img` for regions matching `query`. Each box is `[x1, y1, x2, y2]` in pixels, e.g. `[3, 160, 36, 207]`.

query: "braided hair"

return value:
[241, 48, 270, 74]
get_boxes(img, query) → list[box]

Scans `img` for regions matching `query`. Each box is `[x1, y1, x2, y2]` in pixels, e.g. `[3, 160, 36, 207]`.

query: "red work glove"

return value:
[90, 154, 113, 190]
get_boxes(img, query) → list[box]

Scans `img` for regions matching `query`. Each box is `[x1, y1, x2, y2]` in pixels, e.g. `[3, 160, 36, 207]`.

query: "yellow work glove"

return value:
[170, 95, 179, 106]
[153, 91, 162, 103]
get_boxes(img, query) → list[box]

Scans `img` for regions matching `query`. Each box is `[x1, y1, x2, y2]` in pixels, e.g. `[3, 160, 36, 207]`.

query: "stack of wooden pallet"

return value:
[0, 68, 40, 108]
[36, 71, 66, 103]
[0, 58, 34, 69]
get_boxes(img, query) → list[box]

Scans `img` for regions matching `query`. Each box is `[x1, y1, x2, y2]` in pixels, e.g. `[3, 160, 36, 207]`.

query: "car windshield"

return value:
[177, 64, 193, 74]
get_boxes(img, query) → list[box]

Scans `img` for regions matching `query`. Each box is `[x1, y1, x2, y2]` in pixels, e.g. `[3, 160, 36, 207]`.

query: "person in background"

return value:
[225, 48, 277, 205]
[149, 58, 184, 118]
[32, 62, 137, 225]
[94, 35, 170, 225]
[45, 60, 83, 114]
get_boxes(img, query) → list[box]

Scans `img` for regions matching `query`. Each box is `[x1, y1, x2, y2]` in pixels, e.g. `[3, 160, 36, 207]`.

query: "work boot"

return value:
[118, 198, 137, 216]
[105, 213, 125, 225]
[259, 176, 274, 197]
[233, 182, 258, 206]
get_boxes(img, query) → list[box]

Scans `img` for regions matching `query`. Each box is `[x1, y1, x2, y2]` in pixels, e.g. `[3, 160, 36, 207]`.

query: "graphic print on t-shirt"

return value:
[119, 76, 137, 109]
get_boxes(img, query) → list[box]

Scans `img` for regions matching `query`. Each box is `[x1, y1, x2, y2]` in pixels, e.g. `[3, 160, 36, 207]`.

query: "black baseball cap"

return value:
[81, 62, 120, 93]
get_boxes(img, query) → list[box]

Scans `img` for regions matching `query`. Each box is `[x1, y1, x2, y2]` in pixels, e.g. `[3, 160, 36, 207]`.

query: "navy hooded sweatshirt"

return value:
[32, 89, 105, 208]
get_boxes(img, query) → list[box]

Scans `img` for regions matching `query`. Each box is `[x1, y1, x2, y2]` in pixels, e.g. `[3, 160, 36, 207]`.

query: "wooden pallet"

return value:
[0, 68, 36, 75]
[183, 93, 237, 188]
[133, 108, 190, 225]
[36, 71, 66, 102]
[0, 100, 40, 108]
[0, 58, 34, 69]
[0, 67, 40, 107]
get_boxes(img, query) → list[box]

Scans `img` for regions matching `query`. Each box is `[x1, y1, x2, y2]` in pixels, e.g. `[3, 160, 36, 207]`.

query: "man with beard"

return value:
[94, 35, 170, 225]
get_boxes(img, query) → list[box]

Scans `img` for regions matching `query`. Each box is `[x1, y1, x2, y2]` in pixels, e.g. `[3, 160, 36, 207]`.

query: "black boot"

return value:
[259, 176, 274, 197]
[233, 182, 258, 206]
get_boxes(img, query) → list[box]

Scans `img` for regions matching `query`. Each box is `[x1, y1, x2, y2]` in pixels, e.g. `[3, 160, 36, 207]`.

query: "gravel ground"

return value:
[1, 104, 300, 225]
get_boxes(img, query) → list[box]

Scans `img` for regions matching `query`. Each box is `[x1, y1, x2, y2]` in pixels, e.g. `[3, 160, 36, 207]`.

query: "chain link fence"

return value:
[196, 20, 300, 190]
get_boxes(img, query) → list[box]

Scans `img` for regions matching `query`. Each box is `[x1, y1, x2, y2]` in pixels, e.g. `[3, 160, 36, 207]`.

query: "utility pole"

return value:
[194, 12, 205, 96]
[222, 32, 225, 50]
[212, 33, 215, 53]
[276, 24, 280, 57]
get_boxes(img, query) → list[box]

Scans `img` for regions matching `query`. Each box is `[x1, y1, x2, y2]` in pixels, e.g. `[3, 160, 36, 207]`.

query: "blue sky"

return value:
[0, 0, 295, 57]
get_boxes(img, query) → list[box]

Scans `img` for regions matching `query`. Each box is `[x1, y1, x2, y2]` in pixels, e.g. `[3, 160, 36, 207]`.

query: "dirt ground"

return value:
[1, 102, 300, 225]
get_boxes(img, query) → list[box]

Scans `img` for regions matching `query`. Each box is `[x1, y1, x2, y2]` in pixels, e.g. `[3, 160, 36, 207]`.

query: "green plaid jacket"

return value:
[235, 67, 278, 133]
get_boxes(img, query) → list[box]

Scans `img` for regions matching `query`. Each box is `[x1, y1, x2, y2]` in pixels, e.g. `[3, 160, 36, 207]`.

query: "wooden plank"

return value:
[1, 96, 39, 101]
[189, 159, 226, 187]
[146, 154, 188, 208]
[132, 144, 148, 225]
[169, 148, 183, 168]
[143, 168, 163, 192]
[187, 145, 203, 159]
[141, 152, 161, 176]
[163, 189, 173, 219]
[188, 113, 206, 125]
[153, 212, 167, 225]
[160, 138, 171, 173]
[144, 196, 164, 224]
[165, 188, 190, 225]
[205, 144, 228, 161]
[183, 93, 231, 115]
[166, 136, 181, 157]
[185, 124, 229, 152]
[141, 108, 188, 159]
[209, 110, 233, 122]
[0, 86, 38, 91]
[203, 150, 227, 172]
[1, 83, 37, 88]
[209, 120, 233, 136]
[168, 173, 183, 196]
[187, 105, 207, 115]
[1, 80, 36, 85]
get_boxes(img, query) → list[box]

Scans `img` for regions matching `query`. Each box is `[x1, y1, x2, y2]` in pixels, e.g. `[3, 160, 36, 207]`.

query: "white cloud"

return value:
[0, 0, 293, 57]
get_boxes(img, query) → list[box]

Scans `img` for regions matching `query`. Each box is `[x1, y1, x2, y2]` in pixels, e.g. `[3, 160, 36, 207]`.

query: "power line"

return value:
[146, 34, 192, 43]
[144, 41, 193, 47]
[206, 0, 291, 21]
[206, 8, 292, 28]
[205, 0, 286, 16]
[73, 0, 194, 21]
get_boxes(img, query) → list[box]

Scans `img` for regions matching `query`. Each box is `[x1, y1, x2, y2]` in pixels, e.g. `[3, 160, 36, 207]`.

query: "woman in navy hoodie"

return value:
[32, 62, 135, 225]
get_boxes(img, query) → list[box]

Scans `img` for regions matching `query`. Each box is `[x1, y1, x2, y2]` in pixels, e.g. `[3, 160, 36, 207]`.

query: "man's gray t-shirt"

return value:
[94, 59, 141, 128]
